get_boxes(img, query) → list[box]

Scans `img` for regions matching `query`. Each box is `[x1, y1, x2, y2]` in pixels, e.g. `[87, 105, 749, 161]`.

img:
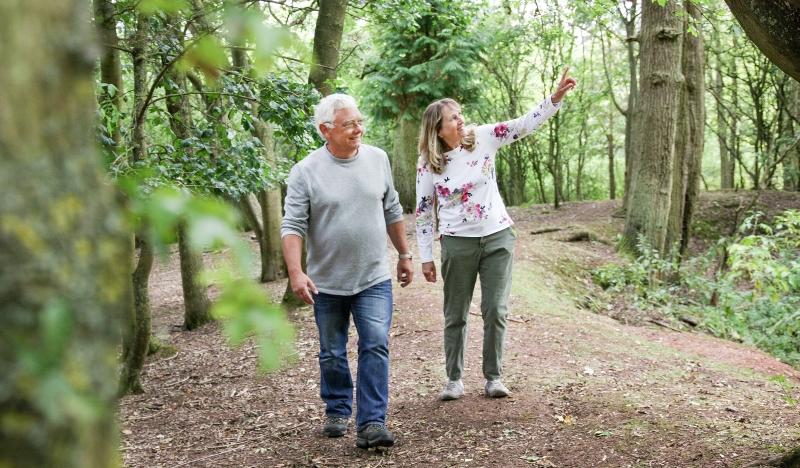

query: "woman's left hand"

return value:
[551, 66, 577, 104]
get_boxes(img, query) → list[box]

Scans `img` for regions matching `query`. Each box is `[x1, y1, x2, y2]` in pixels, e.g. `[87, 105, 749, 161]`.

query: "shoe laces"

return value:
[445, 380, 461, 391]
[363, 423, 385, 433]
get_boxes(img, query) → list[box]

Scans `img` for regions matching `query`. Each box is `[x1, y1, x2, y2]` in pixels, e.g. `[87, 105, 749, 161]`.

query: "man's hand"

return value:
[422, 261, 437, 283]
[289, 271, 318, 305]
[397, 259, 413, 287]
[551, 66, 577, 104]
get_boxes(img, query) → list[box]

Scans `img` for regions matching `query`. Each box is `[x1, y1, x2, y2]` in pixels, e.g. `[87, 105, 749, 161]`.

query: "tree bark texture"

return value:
[120, 238, 153, 395]
[308, 0, 348, 96]
[178, 222, 212, 330]
[393, 113, 420, 212]
[132, 13, 148, 163]
[622, 0, 639, 212]
[624, 0, 684, 254]
[679, 2, 706, 255]
[0, 0, 128, 465]
[94, 0, 123, 146]
[715, 38, 735, 190]
[607, 111, 616, 200]
[724, 0, 800, 83]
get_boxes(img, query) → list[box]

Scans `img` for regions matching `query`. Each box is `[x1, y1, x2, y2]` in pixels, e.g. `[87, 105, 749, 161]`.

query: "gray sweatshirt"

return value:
[281, 144, 404, 295]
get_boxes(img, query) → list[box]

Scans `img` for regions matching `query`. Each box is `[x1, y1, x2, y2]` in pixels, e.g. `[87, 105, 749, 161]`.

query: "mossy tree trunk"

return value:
[94, 0, 123, 147]
[308, 0, 348, 96]
[0, 0, 129, 465]
[393, 111, 420, 213]
[118, 11, 155, 396]
[121, 238, 153, 394]
[623, 0, 684, 254]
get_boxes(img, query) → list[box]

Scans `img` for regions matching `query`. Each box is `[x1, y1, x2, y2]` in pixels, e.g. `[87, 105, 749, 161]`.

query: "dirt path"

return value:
[120, 199, 800, 467]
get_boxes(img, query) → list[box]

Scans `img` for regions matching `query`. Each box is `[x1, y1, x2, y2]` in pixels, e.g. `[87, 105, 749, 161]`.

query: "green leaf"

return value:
[138, 0, 189, 14]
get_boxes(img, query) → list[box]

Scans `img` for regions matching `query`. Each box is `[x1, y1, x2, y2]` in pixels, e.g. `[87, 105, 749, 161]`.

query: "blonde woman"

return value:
[415, 68, 576, 400]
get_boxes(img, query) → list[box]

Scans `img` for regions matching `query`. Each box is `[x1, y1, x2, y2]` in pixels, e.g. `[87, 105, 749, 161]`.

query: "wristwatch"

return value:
[398, 253, 413, 260]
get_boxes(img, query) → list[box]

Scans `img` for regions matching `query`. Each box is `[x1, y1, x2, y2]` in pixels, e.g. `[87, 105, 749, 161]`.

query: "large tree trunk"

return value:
[723, 0, 800, 83]
[308, 0, 348, 95]
[0, 0, 128, 464]
[393, 112, 420, 212]
[678, 2, 706, 254]
[623, 0, 684, 254]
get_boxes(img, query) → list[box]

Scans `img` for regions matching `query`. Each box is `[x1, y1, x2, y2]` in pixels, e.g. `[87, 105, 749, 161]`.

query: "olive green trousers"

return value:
[440, 227, 515, 381]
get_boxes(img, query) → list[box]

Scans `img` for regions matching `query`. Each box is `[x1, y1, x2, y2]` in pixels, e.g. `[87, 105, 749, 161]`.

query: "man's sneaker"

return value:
[439, 379, 465, 401]
[323, 416, 349, 438]
[485, 379, 510, 398]
[356, 423, 395, 449]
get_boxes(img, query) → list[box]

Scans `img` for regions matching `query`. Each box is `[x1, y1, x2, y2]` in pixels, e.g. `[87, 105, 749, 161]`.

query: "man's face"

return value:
[321, 107, 364, 156]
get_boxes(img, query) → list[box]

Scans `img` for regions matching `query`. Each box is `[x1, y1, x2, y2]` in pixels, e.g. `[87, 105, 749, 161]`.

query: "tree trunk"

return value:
[161, 30, 213, 330]
[120, 238, 153, 395]
[0, 0, 128, 464]
[308, 0, 348, 95]
[621, 0, 639, 213]
[179, 222, 212, 330]
[679, 2, 706, 255]
[119, 10, 154, 396]
[393, 112, 419, 213]
[723, 0, 800, 82]
[624, 0, 684, 254]
[132, 13, 148, 164]
[94, 0, 122, 147]
[231, 50, 286, 282]
[607, 111, 617, 200]
[715, 35, 734, 190]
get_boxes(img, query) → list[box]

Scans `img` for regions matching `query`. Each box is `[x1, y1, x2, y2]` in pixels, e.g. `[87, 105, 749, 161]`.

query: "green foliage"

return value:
[593, 211, 800, 367]
[139, 0, 189, 15]
[362, 0, 484, 118]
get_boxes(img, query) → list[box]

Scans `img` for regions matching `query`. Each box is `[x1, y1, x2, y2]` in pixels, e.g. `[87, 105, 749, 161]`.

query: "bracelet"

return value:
[398, 253, 413, 260]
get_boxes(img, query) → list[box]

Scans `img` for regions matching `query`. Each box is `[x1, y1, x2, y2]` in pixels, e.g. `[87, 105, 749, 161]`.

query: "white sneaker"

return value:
[484, 379, 509, 398]
[439, 379, 464, 400]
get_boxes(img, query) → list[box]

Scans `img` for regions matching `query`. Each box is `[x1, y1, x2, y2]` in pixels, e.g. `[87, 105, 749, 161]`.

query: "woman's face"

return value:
[437, 104, 464, 147]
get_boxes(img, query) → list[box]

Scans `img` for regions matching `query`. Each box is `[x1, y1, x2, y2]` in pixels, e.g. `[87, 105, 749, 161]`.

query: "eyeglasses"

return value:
[326, 119, 366, 130]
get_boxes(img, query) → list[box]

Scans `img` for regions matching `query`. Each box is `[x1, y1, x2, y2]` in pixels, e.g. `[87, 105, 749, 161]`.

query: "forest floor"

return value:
[120, 190, 800, 468]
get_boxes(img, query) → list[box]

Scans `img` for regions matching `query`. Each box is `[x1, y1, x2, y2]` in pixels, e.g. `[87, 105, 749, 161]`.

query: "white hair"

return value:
[313, 93, 360, 140]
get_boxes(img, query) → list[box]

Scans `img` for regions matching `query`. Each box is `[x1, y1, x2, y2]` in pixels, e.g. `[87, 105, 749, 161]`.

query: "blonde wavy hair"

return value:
[418, 98, 475, 174]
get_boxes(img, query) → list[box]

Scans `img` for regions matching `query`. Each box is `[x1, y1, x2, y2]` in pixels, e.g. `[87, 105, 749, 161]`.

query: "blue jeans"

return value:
[313, 279, 393, 431]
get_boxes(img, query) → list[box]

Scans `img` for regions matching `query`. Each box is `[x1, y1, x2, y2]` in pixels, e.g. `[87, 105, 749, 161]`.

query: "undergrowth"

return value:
[592, 210, 800, 368]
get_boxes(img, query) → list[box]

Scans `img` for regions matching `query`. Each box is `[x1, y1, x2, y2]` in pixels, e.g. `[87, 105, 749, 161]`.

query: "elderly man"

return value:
[281, 93, 413, 449]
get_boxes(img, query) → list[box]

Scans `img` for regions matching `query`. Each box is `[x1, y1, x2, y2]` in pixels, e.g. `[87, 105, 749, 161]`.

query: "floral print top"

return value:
[415, 96, 561, 262]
